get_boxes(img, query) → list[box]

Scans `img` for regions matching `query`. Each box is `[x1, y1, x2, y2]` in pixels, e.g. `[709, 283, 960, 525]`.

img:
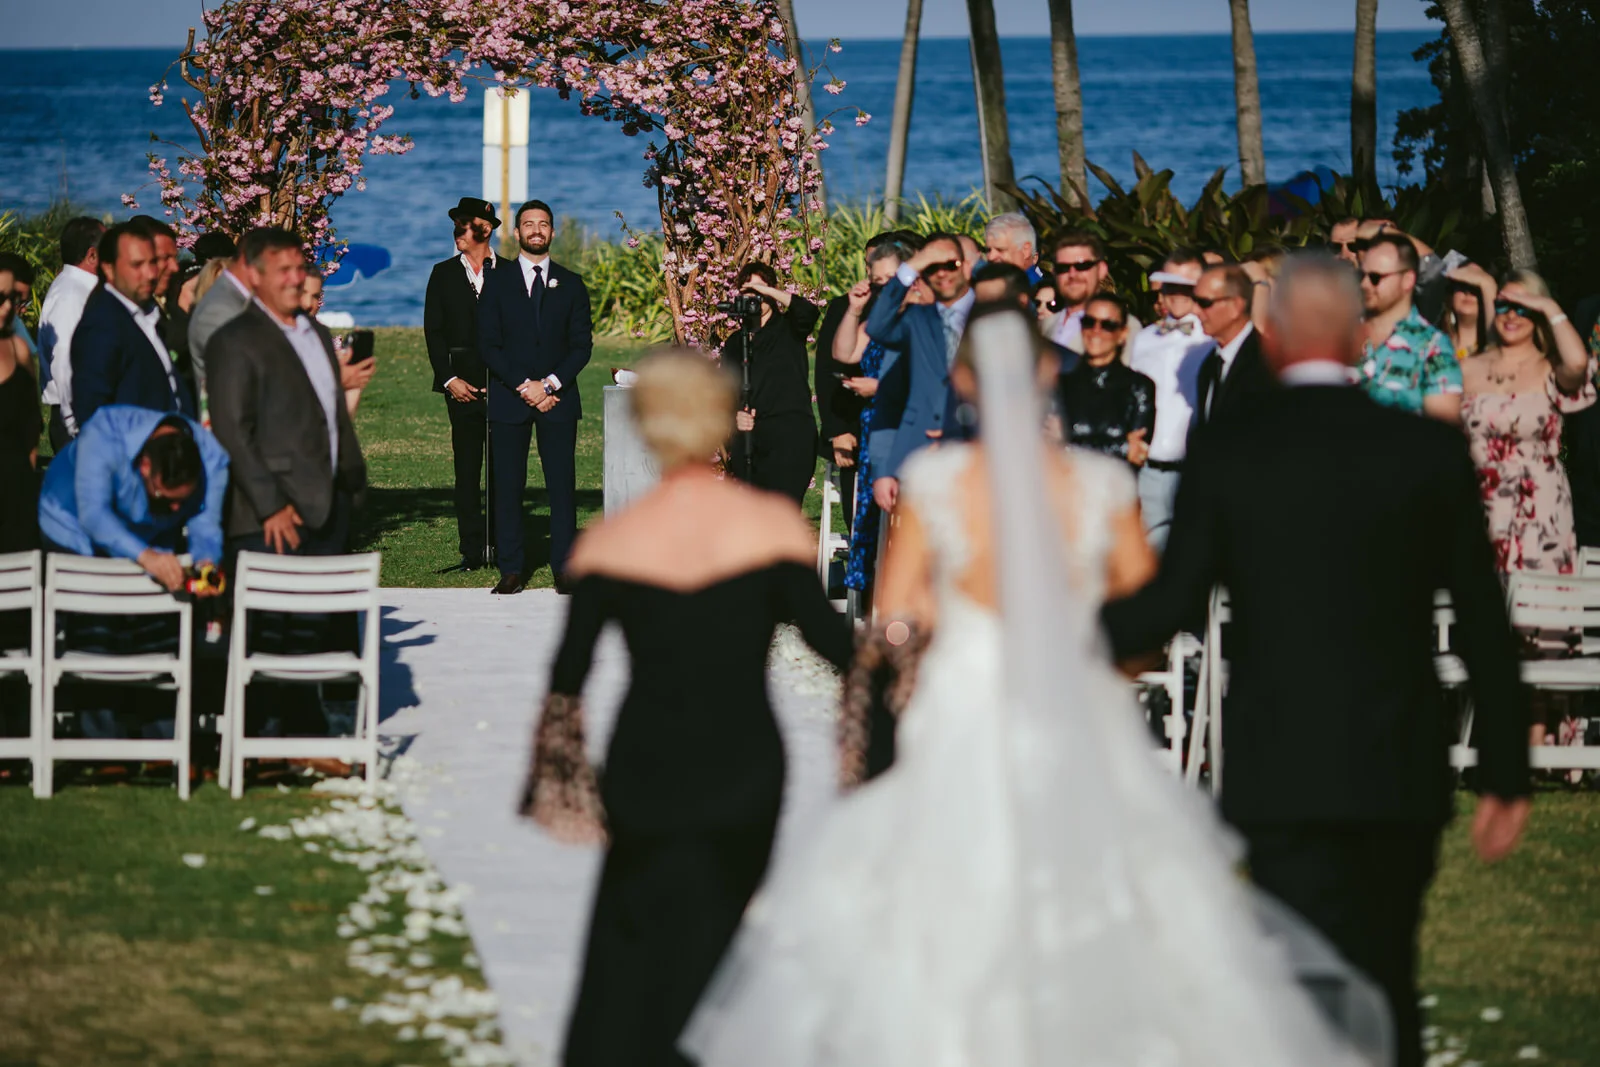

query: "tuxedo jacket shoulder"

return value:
[205, 304, 367, 537]
[70, 285, 193, 429]
[1104, 385, 1529, 825]
[424, 255, 508, 392]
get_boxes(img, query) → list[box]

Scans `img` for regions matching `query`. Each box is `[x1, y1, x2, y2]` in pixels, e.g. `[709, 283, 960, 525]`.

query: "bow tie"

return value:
[1156, 319, 1196, 337]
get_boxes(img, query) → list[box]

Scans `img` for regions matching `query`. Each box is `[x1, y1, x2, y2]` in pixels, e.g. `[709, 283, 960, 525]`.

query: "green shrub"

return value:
[0, 201, 95, 324]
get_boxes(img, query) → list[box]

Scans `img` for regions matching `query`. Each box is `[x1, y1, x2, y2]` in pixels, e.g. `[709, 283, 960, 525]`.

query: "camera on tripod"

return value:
[716, 292, 765, 319]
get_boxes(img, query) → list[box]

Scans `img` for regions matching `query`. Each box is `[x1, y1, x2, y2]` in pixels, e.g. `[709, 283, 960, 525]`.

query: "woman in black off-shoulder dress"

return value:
[520, 350, 852, 1067]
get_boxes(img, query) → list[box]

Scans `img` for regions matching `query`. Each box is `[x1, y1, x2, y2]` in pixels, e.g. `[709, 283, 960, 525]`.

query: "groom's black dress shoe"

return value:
[490, 572, 526, 595]
[554, 574, 574, 596]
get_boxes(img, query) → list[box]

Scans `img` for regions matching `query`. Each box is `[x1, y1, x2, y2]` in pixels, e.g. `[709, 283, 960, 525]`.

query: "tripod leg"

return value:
[484, 416, 497, 570]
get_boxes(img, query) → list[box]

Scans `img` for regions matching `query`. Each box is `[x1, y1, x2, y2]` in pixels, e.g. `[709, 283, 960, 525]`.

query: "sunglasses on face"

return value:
[1361, 269, 1404, 287]
[1081, 315, 1125, 332]
[921, 260, 961, 277]
[1053, 259, 1101, 274]
[1191, 295, 1241, 309]
[1494, 302, 1534, 318]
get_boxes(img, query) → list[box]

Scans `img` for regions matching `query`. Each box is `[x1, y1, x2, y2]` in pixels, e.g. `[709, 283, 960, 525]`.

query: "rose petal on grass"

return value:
[238, 817, 257, 831]
[255, 885, 275, 896]
[181, 853, 206, 868]
[1517, 1047, 1540, 1061]
[1419, 994, 1439, 1009]
[1480, 1007, 1503, 1022]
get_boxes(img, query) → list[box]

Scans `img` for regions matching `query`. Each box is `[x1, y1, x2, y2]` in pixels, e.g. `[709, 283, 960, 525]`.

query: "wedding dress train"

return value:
[683, 315, 1382, 1067]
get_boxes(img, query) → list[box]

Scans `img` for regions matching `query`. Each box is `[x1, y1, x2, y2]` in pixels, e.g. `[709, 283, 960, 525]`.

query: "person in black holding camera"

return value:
[424, 197, 503, 571]
[721, 263, 820, 507]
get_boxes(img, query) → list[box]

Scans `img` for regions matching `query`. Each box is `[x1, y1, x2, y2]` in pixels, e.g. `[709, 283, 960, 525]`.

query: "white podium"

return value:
[602, 385, 659, 515]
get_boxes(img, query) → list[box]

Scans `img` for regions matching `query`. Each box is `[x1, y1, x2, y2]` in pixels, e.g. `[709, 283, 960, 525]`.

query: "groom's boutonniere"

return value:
[547, 276, 560, 289]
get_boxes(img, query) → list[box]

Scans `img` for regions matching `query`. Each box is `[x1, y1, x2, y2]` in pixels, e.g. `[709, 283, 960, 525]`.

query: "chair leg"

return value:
[176, 676, 192, 802]
[362, 675, 377, 787]
[217, 678, 232, 792]
[36, 669, 55, 799]
[229, 672, 247, 800]
[30, 668, 45, 799]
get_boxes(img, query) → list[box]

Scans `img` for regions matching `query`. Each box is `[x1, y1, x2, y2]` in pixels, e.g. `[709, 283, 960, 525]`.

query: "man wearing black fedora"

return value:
[424, 197, 505, 571]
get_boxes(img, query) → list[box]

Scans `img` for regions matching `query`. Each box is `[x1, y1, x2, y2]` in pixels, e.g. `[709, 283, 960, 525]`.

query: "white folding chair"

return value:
[1578, 546, 1600, 578]
[1135, 632, 1201, 775]
[0, 551, 44, 796]
[221, 552, 381, 797]
[1184, 586, 1229, 792]
[41, 555, 193, 799]
[816, 464, 852, 613]
[1451, 573, 1600, 772]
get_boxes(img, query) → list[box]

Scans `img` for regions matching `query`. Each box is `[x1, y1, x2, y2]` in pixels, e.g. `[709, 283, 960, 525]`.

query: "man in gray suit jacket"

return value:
[186, 245, 255, 406]
[206, 228, 366, 558]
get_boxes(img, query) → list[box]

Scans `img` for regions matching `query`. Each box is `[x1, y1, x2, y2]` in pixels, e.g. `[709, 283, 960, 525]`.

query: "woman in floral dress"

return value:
[1461, 270, 1594, 743]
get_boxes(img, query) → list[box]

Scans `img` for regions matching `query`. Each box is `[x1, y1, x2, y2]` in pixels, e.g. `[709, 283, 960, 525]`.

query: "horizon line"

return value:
[0, 27, 1440, 52]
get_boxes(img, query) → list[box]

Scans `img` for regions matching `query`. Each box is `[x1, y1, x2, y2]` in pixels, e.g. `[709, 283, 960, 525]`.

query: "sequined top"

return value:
[1056, 358, 1157, 466]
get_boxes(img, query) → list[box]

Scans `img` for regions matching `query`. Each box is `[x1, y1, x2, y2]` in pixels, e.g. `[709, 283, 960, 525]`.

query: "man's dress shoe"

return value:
[490, 572, 525, 595]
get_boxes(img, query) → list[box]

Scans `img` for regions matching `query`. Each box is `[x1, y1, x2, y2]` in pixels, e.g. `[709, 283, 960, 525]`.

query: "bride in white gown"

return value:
[682, 310, 1377, 1067]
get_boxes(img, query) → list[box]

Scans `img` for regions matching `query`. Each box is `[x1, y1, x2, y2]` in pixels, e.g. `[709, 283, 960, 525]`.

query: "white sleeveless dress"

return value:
[683, 443, 1368, 1067]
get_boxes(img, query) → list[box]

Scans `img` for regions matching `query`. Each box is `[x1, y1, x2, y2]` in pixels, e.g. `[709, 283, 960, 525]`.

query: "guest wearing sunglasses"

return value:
[1461, 274, 1593, 585]
[1189, 264, 1277, 447]
[864, 232, 975, 513]
[1030, 276, 1058, 329]
[1056, 294, 1155, 469]
[1045, 230, 1140, 363]
[1329, 217, 1361, 265]
[1357, 234, 1462, 424]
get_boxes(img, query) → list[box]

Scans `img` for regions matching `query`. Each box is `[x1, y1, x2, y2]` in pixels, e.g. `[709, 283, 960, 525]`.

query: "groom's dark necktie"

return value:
[527, 263, 545, 326]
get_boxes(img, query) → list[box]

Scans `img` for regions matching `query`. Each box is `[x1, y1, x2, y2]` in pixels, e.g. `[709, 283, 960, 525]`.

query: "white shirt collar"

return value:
[62, 263, 99, 288]
[519, 253, 549, 276]
[1217, 321, 1254, 369]
[254, 297, 313, 334]
[461, 250, 495, 292]
[224, 265, 253, 299]
[1279, 360, 1356, 388]
[106, 284, 157, 323]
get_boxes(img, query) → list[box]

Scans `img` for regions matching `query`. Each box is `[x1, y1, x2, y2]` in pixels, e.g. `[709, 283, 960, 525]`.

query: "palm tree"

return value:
[1351, 0, 1379, 206]
[965, 0, 1018, 212]
[1436, 0, 1536, 267]
[773, 0, 825, 213]
[1045, 0, 1087, 206]
[882, 0, 925, 224]
[1228, 0, 1267, 187]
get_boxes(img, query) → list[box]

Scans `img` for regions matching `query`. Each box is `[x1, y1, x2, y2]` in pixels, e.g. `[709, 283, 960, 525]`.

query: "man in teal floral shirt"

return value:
[1357, 233, 1462, 423]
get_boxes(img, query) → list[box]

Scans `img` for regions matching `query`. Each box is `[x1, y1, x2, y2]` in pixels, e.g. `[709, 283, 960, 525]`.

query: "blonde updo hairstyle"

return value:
[629, 348, 739, 470]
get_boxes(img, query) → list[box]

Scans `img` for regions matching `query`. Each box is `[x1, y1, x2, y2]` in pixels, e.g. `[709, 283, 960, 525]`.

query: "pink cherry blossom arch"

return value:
[134, 0, 840, 343]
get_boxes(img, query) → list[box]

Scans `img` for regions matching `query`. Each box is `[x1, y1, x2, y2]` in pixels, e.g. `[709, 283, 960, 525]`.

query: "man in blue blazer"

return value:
[864, 231, 975, 511]
[70, 221, 196, 432]
[477, 199, 593, 595]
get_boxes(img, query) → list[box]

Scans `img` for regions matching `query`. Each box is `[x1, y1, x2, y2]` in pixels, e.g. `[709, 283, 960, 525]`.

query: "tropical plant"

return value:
[0, 201, 101, 324]
[1002, 161, 1475, 320]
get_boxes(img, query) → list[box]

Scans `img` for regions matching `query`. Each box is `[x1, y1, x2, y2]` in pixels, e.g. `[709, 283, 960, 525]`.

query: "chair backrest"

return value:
[1579, 546, 1600, 579]
[233, 551, 381, 615]
[45, 554, 190, 616]
[1505, 572, 1600, 655]
[0, 550, 41, 614]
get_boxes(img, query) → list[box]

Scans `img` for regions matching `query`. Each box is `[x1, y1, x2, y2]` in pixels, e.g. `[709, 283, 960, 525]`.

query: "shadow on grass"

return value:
[354, 486, 604, 573]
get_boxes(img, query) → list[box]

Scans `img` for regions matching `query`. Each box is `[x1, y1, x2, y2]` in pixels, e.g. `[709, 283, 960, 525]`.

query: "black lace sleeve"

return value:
[518, 578, 610, 843]
[838, 621, 930, 789]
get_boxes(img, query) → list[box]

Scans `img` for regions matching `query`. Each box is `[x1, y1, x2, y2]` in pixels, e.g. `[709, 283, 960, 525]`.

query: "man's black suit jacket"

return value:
[813, 294, 865, 459]
[71, 284, 196, 430]
[1103, 384, 1529, 828]
[477, 259, 593, 424]
[423, 254, 505, 393]
[1188, 325, 1275, 449]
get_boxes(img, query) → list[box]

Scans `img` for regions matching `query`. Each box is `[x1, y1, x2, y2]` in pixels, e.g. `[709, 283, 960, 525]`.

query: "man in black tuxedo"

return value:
[477, 199, 593, 595]
[71, 222, 197, 431]
[424, 197, 504, 571]
[1103, 255, 1531, 1067]
[1188, 263, 1275, 443]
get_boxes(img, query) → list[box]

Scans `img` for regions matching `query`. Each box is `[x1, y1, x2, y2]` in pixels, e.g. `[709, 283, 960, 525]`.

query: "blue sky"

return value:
[8, 0, 1436, 50]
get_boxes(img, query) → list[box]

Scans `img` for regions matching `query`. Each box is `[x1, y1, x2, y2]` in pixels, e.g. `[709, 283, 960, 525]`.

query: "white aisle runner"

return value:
[378, 589, 843, 1066]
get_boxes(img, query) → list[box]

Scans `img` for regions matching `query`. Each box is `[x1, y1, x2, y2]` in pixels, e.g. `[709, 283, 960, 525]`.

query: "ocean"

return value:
[0, 31, 1439, 325]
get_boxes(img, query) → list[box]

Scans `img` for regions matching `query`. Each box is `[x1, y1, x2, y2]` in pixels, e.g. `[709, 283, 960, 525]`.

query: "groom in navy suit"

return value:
[478, 200, 593, 595]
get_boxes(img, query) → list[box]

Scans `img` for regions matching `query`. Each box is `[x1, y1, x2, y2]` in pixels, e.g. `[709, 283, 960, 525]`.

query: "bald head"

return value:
[1263, 254, 1365, 373]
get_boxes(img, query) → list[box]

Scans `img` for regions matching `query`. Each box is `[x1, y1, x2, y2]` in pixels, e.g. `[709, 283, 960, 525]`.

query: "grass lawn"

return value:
[0, 783, 488, 1067]
[2, 778, 1596, 1064]
[349, 328, 827, 588]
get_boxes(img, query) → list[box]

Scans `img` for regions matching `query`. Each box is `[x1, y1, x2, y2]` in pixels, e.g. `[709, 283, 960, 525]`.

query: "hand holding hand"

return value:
[446, 378, 483, 403]
[534, 392, 560, 414]
[262, 504, 304, 554]
[1471, 794, 1531, 863]
[831, 433, 857, 469]
[735, 407, 756, 433]
[137, 548, 186, 593]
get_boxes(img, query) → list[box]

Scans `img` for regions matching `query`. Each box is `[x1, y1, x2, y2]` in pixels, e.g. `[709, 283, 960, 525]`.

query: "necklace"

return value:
[1485, 346, 1543, 387]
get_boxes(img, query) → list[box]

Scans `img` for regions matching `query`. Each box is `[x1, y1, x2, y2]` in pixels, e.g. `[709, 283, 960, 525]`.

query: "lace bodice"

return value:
[898, 442, 1136, 619]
